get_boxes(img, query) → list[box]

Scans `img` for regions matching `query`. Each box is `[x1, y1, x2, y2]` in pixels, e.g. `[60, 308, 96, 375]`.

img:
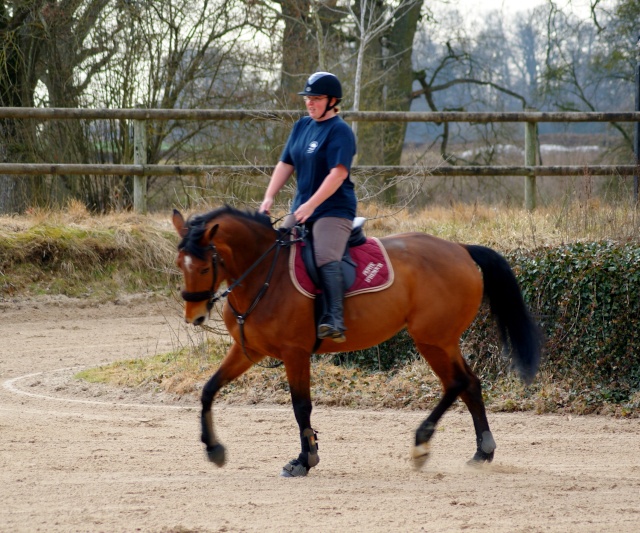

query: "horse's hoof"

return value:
[468, 431, 496, 465]
[411, 442, 431, 470]
[206, 443, 226, 467]
[280, 459, 309, 478]
[467, 449, 494, 466]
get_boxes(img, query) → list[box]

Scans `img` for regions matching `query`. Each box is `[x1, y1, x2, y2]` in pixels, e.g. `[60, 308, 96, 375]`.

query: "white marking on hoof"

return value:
[411, 442, 431, 470]
[481, 431, 496, 454]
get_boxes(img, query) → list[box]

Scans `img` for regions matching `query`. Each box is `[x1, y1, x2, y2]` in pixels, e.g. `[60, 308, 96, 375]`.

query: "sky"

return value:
[461, 0, 544, 13]
[440, 0, 590, 31]
[452, 0, 594, 23]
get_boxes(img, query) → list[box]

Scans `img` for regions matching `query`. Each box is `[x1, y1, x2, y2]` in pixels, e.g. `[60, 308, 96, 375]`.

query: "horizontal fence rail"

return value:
[1, 107, 640, 122]
[1, 107, 639, 212]
[0, 163, 636, 177]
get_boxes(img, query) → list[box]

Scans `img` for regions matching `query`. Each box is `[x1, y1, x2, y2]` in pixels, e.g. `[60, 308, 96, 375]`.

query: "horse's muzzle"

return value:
[184, 301, 209, 325]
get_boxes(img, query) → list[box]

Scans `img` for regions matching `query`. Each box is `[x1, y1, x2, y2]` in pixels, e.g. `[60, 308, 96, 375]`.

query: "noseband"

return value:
[180, 244, 222, 312]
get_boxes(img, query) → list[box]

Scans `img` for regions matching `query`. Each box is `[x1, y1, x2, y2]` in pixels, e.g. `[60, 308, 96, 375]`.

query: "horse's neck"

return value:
[218, 222, 279, 279]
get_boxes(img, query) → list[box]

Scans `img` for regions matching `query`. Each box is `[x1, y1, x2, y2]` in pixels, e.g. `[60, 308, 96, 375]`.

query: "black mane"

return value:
[178, 205, 273, 258]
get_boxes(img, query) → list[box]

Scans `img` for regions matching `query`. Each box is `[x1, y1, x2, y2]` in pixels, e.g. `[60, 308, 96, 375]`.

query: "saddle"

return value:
[300, 217, 366, 291]
[289, 218, 394, 299]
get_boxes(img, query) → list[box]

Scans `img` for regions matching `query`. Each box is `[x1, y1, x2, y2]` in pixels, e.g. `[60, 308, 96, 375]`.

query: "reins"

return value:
[183, 219, 304, 369]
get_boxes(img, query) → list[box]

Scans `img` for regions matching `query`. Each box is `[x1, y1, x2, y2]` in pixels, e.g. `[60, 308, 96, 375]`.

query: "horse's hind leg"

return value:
[410, 343, 468, 468]
[280, 352, 319, 478]
[201, 342, 262, 466]
[458, 359, 496, 464]
[412, 342, 494, 468]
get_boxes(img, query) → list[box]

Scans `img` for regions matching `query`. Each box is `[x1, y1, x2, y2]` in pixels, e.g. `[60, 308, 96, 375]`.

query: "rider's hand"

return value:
[294, 202, 316, 224]
[259, 198, 273, 215]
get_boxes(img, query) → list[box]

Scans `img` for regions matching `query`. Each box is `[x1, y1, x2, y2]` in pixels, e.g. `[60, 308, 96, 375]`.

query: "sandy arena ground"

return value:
[1, 296, 639, 532]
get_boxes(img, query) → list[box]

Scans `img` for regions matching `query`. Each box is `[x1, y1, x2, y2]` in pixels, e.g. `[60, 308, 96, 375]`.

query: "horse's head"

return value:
[172, 206, 276, 325]
[172, 209, 223, 325]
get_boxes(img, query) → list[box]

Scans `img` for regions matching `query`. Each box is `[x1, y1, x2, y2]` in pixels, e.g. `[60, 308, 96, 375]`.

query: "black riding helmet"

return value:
[298, 72, 343, 98]
[298, 72, 342, 118]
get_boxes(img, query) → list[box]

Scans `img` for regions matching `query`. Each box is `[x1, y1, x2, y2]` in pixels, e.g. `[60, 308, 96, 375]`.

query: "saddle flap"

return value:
[298, 219, 367, 290]
[300, 240, 356, 290]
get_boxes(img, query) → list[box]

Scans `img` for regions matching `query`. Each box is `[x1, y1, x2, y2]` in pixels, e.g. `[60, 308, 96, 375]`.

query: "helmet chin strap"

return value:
[319, 98, 339, 119]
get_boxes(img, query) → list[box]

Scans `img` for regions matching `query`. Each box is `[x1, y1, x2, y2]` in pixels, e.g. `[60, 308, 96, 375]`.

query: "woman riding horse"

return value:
[260, 72, 357, 344]
[173, 206, 541, 477]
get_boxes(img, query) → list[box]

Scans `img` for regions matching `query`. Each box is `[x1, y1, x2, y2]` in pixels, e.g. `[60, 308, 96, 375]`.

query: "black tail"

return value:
[465, 244, 542, 385]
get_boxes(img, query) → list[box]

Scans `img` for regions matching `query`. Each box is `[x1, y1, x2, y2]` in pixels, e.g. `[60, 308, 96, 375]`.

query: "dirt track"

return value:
[1, 296, 639, 532]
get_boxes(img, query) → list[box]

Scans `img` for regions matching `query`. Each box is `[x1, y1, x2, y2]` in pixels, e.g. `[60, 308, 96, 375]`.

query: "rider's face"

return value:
[304, 95, 331, 120]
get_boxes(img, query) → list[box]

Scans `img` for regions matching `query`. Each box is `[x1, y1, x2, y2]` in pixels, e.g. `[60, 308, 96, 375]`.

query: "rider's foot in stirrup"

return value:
[318, 323, 346, 343]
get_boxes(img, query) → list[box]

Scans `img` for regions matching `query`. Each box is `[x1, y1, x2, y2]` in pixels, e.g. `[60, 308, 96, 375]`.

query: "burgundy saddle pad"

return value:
[289, 237, 394, 298]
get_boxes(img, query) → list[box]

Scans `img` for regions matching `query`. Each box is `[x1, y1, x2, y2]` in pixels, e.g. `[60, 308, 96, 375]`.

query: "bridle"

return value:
[180, 225, 299, 311]
[180, 223, 304, 367]
[180, 243, 223, 312]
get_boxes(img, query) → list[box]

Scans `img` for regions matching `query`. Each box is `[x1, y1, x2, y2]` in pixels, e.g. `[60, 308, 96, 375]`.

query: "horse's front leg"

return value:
[201, 342, 262, 466]
[280, 352, 318, 478]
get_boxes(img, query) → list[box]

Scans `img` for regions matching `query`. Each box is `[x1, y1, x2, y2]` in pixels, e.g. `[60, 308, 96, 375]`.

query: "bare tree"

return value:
[0, 1, 123, 211]
[345, 0, 422, 137]
[1, 0, 273, 211]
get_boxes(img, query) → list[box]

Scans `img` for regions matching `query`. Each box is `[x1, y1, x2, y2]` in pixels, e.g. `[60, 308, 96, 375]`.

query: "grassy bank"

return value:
[2, 200, 638, 298]
[0, 202, 178, 299]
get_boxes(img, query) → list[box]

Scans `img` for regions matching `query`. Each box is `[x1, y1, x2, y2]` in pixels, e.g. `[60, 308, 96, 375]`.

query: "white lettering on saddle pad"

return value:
[362, 262, 383, 283]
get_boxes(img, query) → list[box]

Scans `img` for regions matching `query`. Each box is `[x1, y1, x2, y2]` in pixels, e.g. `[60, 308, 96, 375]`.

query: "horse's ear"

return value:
[172, 209, 188, 238]
[205, 224, 219, 244]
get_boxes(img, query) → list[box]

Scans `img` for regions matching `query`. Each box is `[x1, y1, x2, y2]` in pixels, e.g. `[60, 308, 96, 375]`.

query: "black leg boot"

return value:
[317, 261, 346, 343]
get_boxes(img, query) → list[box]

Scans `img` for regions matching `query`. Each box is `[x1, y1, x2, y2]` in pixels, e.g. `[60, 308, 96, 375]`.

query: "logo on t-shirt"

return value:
[306, 141, 318, 154]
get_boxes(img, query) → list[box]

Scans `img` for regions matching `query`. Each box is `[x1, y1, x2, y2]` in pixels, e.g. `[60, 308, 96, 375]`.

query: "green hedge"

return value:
[342, 241, 640, 404]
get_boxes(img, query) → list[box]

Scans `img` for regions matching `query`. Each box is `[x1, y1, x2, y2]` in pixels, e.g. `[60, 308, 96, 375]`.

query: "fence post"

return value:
[634, 35, 640, 205]
[524, 107, 537, 211]
[133, 119, 147, 214]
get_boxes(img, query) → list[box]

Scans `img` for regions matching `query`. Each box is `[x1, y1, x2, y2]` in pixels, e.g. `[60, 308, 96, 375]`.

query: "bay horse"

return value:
[172, 205, 541, 477]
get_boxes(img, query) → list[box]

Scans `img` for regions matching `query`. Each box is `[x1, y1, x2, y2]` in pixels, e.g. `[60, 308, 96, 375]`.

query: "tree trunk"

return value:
[278, 0, 316, 109]
[0, 2, 46, 212]
[379, 0, 423, 203]
[356, 0, 424, 203]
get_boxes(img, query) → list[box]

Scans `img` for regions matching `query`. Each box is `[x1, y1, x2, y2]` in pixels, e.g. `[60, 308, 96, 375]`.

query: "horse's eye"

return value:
[201, 268, 210, 275]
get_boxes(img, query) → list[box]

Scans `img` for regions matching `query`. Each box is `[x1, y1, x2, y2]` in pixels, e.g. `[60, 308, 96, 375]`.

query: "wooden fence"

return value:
[1, 107, 639, 212]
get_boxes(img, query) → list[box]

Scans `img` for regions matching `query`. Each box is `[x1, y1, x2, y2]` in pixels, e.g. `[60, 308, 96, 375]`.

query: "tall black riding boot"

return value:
[317, 261, 346, 343]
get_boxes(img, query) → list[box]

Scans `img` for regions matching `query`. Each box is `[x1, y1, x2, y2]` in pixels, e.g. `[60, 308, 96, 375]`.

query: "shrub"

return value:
[507, 241, 640, 400]
[0, 222, 177, 297]
[344, 241, 640, 405]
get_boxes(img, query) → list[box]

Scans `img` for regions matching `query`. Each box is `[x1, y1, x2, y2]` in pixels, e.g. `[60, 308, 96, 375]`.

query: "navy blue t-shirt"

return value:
[280, 115, 357, 223]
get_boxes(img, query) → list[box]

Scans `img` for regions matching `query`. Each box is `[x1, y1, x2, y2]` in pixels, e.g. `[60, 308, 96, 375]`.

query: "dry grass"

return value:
[0, 199, 174, 233]
[0, 200, 178, 298]
[77, 337, 640, 417]
[354, 201, 639, 249]
[2, 197, 637, 253]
